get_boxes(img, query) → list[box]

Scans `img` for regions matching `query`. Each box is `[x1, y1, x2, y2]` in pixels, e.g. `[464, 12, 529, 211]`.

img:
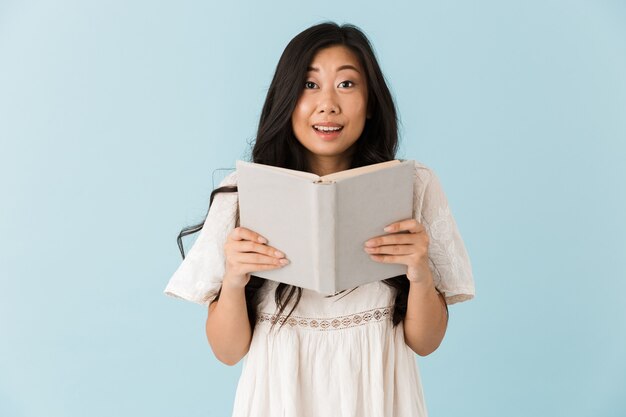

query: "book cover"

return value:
[236, 159, 415, 295]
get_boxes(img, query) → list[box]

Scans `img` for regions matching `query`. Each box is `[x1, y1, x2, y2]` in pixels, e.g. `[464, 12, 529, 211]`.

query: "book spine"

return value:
[314, 183, 336, 294]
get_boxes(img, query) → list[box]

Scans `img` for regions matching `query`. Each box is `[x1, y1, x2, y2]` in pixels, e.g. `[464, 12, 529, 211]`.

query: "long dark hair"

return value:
[177, 21, 448, 333]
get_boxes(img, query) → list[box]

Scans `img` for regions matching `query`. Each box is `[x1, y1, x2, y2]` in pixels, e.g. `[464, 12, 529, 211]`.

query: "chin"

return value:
[309, 145, 351, 157]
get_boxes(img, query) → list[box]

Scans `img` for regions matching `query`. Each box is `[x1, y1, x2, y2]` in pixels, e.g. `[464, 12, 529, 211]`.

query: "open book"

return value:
[236, 159, 415, 295]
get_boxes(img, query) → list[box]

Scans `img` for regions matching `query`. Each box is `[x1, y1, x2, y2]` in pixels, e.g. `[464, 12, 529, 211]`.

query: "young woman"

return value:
[165, 21, 475, 417]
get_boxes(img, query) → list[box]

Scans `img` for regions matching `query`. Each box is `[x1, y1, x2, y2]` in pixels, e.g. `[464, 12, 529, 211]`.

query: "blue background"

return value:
[1, 0, 625, 416]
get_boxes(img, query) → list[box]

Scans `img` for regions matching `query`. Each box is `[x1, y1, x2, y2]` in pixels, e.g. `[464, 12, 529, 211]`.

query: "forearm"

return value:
[403, 269, 448, 356]
[205, 276, 252, 366]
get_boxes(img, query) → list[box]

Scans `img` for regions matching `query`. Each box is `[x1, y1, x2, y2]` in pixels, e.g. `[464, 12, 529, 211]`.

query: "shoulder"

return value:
[217, 170, 238, 187]
[402, 159, 436, 190]
[209, 170, 238, 214]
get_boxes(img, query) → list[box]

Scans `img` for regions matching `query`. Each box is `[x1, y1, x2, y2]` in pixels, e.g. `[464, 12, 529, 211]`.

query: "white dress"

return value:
[164, 160, 475, 417]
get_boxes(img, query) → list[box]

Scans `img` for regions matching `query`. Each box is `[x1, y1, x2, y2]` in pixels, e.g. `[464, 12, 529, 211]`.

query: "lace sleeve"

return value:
[163, 171, 238, 306]
[414, 162, 475, 305]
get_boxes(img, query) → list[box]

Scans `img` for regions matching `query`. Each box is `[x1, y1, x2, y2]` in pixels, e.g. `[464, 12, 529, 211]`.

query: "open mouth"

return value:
[312, 125, 344, 133]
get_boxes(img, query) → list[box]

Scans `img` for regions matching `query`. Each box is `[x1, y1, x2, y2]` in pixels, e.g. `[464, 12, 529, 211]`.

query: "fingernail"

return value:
[258, 236, 267, 243]
[279, 258, 290, 265]
[384, 226, 392, 232]
[274, 250, 284, 258]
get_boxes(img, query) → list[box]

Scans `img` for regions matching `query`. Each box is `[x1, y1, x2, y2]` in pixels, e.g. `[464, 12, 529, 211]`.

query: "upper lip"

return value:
[312, 122, 343, 128]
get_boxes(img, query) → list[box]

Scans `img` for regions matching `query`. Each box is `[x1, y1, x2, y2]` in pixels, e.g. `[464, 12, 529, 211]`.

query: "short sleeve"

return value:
[413, 161, 475, 305]
[163, 171, 238, 306]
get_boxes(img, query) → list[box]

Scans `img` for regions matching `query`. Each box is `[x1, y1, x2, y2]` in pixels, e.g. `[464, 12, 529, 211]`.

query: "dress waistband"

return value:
[256, 305, 394, 331]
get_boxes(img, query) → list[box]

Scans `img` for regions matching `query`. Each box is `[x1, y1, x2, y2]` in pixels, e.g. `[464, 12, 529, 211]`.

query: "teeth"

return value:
[314, 125, 342, 132]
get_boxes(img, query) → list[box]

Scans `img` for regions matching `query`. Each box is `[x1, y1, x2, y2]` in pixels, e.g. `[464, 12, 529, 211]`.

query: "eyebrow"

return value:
[306, 64, 361, 74]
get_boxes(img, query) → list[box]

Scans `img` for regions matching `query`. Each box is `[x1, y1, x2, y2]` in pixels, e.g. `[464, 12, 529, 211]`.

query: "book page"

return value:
[236, 160, 320, 182]
[319, 159, 400, 183]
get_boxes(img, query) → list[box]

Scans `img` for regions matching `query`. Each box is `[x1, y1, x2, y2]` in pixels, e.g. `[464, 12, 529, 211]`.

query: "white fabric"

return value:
[412, 162, 475, 305]
[163, 172, 238, 306]
[163, 160, 475, 417]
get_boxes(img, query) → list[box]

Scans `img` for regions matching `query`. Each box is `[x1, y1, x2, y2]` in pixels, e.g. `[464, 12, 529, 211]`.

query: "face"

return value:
[291, 45, 370, 170]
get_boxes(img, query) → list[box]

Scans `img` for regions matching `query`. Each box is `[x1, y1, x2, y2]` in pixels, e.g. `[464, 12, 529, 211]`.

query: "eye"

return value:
[304, 81, 317, 89]
[338, 80, 354, 88]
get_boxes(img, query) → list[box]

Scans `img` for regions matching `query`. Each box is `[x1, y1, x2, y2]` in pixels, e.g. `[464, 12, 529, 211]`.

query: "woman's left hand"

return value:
[364, 219, 431, 284]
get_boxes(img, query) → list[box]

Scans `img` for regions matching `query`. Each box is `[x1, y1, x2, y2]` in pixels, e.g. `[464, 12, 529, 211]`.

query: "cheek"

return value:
[292, 101, 312, 126]
[291, 104, 313, 143]
[347, 96, 368, 119]
[291, 109, 304, 131]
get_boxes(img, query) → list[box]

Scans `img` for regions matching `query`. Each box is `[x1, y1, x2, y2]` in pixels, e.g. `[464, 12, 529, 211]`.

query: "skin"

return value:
[206, 45, 448, 365]
[291, 44, 371, 176]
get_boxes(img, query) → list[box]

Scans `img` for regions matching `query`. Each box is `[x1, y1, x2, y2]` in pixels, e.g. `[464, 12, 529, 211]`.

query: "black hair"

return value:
[177, 21, 448, 334]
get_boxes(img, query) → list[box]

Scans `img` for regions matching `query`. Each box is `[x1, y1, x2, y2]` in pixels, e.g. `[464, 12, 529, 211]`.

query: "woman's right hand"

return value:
[223, 227, 289, 288]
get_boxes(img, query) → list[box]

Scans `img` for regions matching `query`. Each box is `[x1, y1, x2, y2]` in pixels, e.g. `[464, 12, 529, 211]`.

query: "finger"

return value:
[383, 219, 424, 234]
[237, 262, 286, 274]
[234, 240, 285, 258]
[232, 252, 290, 266]
[247, 262, 287, 271]
[364, 244, 414, 256]
[365, 233, 417, 247]
[230, 227, 268, 244]
[368, 253, 411, 264]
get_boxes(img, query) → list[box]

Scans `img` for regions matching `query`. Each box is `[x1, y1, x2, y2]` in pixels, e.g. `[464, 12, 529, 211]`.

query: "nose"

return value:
[317, 89, 340, 114]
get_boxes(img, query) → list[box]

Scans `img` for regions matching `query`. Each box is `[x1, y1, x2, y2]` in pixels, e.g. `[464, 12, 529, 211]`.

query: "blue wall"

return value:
[1, 0, 625, 416]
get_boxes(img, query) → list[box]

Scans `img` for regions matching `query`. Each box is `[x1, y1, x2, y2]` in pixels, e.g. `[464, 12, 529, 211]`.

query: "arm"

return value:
[205, 274, 252, 366]
[205, 227, 288, 366]
[403, 265, 448, 356]
[364, 219, 447, 356]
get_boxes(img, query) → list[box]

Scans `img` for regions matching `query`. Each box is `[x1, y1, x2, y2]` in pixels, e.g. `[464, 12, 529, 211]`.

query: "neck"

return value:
[307, 144, 357, 176]
[308, 155, 352, 177]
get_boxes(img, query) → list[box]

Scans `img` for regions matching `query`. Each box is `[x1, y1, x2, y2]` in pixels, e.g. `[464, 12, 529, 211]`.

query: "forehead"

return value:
[307, 45, 363, 74]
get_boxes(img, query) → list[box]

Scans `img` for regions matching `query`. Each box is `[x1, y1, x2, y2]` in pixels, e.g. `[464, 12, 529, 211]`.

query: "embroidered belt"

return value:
[256, 305, 394, 331]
